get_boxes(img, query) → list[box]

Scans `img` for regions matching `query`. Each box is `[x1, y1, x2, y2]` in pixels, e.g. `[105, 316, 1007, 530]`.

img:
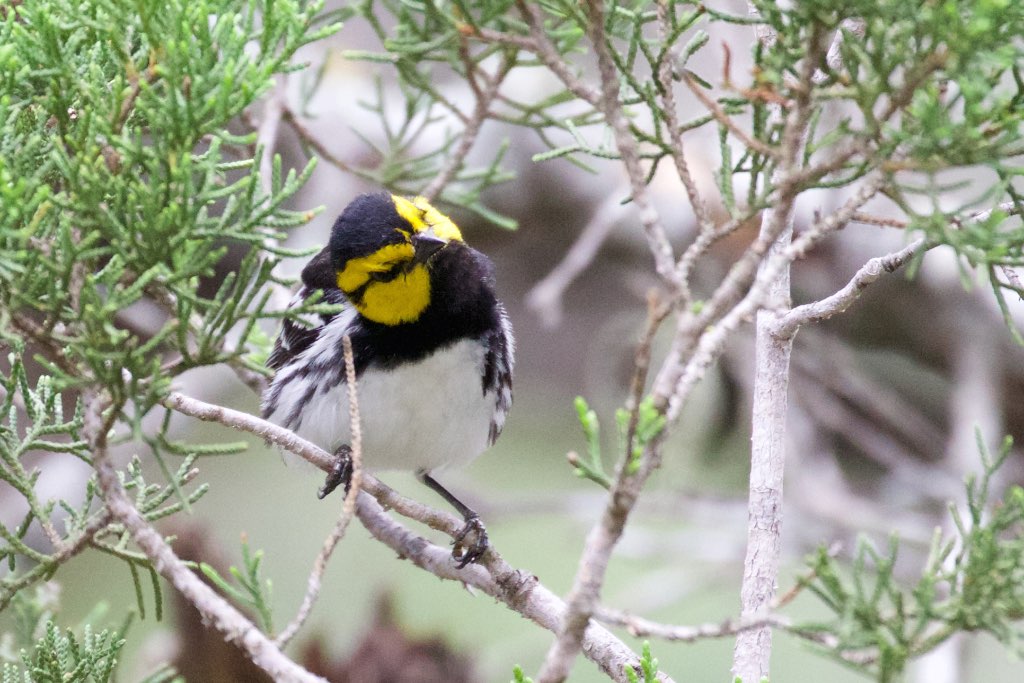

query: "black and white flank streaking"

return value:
[261, 192, 514, 567]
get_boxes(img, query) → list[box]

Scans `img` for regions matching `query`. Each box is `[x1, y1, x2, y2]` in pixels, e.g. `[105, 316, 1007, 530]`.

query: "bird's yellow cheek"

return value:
[356, 265, 431, 325]
[337, 243, 415, 292]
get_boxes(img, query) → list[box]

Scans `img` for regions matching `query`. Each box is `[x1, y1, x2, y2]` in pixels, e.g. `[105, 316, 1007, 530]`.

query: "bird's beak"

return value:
[412, 230, 447, 264]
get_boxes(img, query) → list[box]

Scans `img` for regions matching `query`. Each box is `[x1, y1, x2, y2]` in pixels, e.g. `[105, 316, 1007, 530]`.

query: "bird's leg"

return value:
[417, 471, 488, 568]
[317, 444, 353, 499]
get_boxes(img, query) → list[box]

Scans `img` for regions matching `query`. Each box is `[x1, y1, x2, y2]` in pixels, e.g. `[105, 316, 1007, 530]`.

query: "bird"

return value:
[261, 192, 514, 567]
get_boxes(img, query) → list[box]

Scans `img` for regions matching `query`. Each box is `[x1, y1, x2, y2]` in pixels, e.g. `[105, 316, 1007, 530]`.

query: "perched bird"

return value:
[261, 193, 514, 567]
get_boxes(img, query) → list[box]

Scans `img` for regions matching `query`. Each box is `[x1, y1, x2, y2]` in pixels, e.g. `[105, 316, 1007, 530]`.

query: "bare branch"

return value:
[464, 24, 539, 52]
[662, 49, 872, 431]
[536, 292, 670, 683]
[773, 237, 927, 339]
[674, 210, 758, 304]
[654, 0, 715, 301]
[590, 3, 681, 275]
[597, 606, 792, 643]
[283, 106, 358, 175]
[680, 71, 778, 159]
[86, 391, 325, 683]
[595, 606, 877, 666]
[735, 303, 792, 682]
[161, 390, 666, 682]
[1000, 265, 1024, 296]
[421, 54, 512, 202]
[712, 18, 820, 678]
[525, 191, 629, 327]
[850, 212, 910, 229]
[514, 0, 601, 107]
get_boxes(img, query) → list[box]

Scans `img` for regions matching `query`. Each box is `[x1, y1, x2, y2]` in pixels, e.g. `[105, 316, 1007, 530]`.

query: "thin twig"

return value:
[789, 50, 947, 189]
[666, 167, 887, 427]
[1000, 265, 1024, 297]
[623, 293, 671, 460]
[772, 237, 928, 339]
[850, 212, 909, 229]
[283, 106, 358, 175]
[650, 190, 808, 418]
[580, 0, 679, 293]
[658, 27, 844, 429]
[593, 542, 845, 651]
[525, 190, 630, 327]
[161, 390, 669, 683]
[274, 336, 363, 648]
[514, 0, 601, 107]
[86, 390, 325, 682]
[655, 0, 715, 242]
[536, 0, 688, 675]
[594, 605, 877, 666]
[463, 24, 539, 51]
[652, 0, 721, 308]
[421, 54, 512, 202]
[681, 71, 778, 158]
[597, 606, 792, 642]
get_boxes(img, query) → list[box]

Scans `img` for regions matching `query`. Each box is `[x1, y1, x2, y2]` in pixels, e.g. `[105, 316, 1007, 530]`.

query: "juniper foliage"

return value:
[1, 0, 338, 675]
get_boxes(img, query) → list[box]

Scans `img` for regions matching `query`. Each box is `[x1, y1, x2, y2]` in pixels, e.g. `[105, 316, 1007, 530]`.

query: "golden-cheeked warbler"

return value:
[261, 192, 514, 567]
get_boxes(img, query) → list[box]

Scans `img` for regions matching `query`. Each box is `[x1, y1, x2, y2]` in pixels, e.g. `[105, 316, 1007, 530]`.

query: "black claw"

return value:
[415, 471, 488, 569]
[318, 445, 353, 499]
[452, 516, 488, 568]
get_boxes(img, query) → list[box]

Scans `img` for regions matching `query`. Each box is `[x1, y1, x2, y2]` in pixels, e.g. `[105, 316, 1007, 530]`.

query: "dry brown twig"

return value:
[534, 6, 688, 678]
[680, 71, 778, 159]
[274, 335, 363, 648]
[421, 53, 513, 202]
[654, 2, 713, 237]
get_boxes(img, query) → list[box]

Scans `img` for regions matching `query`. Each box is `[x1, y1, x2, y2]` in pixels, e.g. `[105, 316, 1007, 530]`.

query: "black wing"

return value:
[483, 304, 514, 446]
[266, 247, 347, 371]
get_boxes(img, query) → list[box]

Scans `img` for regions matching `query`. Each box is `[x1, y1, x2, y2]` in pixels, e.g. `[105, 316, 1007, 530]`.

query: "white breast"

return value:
[281, 339, 495, 473]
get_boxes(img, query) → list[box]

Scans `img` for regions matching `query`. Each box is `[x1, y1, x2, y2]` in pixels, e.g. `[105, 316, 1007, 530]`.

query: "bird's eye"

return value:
[369, 266, 402, 283]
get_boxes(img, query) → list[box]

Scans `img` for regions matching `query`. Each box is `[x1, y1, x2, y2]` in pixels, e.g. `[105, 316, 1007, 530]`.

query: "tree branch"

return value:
[773, 237, 928, 339]
[421, 53, 512, 202]
[536, 294, 670, 683]
[161, 390, 668, 682]
[85, 390, 325, 683]
[680, 71, 778, 159]
[513, 0, 601, 107]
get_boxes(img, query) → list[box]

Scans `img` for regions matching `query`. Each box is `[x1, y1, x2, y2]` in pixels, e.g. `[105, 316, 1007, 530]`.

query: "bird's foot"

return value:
[451, 516, 488, 569]
[317, 445, 353, 499]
